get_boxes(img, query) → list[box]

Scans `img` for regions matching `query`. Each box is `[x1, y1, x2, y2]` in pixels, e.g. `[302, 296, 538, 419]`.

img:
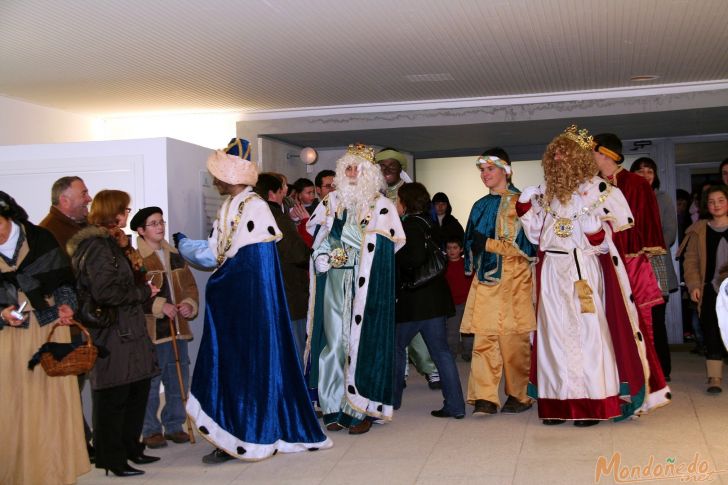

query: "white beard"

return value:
[334, 156, 386, 217]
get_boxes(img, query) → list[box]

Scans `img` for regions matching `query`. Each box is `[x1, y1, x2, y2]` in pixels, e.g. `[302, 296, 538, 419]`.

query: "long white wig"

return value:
[334, 153, 386, 216]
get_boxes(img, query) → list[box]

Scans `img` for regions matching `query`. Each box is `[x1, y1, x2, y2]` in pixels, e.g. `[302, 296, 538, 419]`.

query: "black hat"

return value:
[0, 191, 28, 222]
[593, 133, 624, 163]
[130, 206, 163, 231]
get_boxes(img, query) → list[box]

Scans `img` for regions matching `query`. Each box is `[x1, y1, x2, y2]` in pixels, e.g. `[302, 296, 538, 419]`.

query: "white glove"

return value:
[314, 255, 331, 273]
[518, 185, 540, 204]
[581, 214, 602, 234]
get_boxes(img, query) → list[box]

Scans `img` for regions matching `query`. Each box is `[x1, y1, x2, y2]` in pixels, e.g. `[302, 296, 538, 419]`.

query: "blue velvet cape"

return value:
[190, 242, 327, 448]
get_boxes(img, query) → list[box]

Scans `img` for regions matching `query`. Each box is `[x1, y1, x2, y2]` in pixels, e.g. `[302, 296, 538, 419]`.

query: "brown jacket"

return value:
[38, 206, 86, 254]
[677, 219, 708, 314]
[39, 206, 87, 337]
[136, 236, 199, 343]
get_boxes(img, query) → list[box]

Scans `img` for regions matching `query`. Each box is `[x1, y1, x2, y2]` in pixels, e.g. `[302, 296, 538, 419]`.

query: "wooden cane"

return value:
[168, 316, 196, 444]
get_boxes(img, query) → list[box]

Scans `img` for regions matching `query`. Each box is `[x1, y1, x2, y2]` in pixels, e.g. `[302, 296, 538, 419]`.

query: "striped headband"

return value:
[476, 156, 512, 175]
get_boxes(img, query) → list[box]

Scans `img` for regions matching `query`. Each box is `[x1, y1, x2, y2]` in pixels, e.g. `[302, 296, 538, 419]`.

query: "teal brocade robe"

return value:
[464, 184, 536, 284]
[305, 192, 405, 422]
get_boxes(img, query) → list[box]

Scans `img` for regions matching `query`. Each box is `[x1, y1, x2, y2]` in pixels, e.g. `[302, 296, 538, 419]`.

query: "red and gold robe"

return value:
[604, 167, 670, 410]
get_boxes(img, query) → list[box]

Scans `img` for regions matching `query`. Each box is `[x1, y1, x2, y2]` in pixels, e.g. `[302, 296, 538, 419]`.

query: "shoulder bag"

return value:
[400, 215, 447, 290]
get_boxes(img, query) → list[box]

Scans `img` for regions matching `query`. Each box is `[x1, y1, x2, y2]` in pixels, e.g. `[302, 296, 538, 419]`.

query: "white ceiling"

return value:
[2, 0, 728, 117]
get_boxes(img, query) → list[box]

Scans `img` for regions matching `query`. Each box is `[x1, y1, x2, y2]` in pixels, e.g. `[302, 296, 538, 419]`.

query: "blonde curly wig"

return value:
[542, 135, 598, 204]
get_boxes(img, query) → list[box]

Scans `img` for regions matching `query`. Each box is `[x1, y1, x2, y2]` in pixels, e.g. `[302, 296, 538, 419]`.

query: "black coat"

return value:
[268, 201, 311, 320]
[432, 213, 465, 249]
[395, 214, 455, 323]
[67, 226, 158, 390]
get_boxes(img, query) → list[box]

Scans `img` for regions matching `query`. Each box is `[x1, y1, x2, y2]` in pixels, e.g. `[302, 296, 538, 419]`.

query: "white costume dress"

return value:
[518, 177, 650, 420]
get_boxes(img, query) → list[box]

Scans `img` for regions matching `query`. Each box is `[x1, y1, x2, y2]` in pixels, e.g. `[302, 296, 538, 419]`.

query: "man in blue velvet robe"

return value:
[305, 144, 405, 435]
[175, 139, 331, 463]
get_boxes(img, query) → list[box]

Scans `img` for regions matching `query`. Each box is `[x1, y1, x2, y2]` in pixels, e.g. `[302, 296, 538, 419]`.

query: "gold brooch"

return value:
[329, 247, 348, 268]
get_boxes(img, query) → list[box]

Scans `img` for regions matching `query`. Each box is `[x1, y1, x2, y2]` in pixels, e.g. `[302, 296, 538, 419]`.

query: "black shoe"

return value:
[472, 400, 498, 416]
[691, 345, 706, 356]
[129, 454, 160, 464]
[573, 420, 599, 427]
[202, 448, 235, 464]
[105, 464, 144, 477]
[500, 396, 533, 414]
[87, 444, 95, 464]
[542, 419, 565, 425]
[431, 407, 465, 419]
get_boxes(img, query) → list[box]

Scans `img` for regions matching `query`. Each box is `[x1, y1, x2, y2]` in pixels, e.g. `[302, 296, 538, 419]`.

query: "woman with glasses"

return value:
[67, 190, 161, 477]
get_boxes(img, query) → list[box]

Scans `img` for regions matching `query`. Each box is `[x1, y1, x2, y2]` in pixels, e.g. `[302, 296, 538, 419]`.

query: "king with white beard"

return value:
[305, 144, 406, 435]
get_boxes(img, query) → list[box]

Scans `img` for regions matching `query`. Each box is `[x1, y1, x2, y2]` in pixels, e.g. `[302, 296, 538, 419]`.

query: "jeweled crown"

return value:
[346, 143, 376, 163]
[562, 124, 594, 150]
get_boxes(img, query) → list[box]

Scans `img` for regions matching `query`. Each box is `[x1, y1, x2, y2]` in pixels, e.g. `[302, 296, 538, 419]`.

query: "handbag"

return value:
[400, 215, 447, 290]
[76, 287, 117, 329]
[74, 239, 118, 329]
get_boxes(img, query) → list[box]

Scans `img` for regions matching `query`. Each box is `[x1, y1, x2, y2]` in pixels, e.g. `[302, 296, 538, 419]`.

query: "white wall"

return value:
[0, 95, 243, 151]
[0, 138, 172, 224]
[102, 112, 241, 150]
[258, 138, 311, 181]
[416, 156, 544, 224]
[0, 96, 101, 146]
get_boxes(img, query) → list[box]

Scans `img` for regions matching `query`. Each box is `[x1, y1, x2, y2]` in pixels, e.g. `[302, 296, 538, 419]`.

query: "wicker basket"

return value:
[40, 321, 98, 377]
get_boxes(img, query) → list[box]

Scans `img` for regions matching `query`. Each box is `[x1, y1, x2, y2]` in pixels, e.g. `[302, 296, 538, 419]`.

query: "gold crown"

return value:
[346, 143, 376, 163]
[562, 124, 594, 150]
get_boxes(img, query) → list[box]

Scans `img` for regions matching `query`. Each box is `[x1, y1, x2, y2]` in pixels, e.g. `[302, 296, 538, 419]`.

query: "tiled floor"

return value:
[78, 351, 728, 485]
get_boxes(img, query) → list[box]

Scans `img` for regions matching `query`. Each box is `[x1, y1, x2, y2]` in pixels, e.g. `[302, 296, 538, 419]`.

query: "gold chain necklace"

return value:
[537, 187, 611, 238]
[216, 195, 250, 265]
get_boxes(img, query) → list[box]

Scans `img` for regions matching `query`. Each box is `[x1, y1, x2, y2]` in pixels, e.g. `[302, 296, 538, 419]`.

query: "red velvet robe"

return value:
[605, 167, 669, 407]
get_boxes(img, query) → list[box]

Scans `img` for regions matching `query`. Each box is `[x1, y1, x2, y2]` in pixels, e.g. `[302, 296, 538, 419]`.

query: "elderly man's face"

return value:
[59, 180, 91, 221]
[378, 158, 401, 186]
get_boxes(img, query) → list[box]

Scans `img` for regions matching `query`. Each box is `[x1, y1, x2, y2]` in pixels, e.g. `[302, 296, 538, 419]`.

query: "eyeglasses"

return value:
[145, 220, 166, 228]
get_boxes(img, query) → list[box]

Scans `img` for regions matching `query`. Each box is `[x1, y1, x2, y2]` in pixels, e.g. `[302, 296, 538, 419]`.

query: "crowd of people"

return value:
[2, 128, 727, 484]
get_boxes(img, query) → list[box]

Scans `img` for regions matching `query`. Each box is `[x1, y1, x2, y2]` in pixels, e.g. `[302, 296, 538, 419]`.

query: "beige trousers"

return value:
[467, 332, 531, 407]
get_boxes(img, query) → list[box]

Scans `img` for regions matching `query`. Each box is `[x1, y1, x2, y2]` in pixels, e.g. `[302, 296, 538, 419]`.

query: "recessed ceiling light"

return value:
[629, 75, 660, 82]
